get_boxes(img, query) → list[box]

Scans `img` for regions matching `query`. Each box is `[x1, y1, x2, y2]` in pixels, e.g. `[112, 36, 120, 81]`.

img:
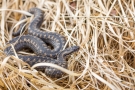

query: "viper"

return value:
[4, 8, 79, 78]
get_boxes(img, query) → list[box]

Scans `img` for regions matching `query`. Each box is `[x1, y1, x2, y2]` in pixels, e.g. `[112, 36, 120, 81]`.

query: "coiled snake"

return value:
[13, 7, 66, 57]
[4, 8, 79, 78]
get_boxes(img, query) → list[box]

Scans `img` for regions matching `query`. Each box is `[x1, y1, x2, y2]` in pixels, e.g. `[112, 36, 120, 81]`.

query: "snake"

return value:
[4, 8, 80, 78]
[13, 7, 66, 57]
[4, 35, 79, 78]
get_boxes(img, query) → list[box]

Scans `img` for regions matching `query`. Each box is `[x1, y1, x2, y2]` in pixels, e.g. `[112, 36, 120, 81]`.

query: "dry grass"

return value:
[0, 0, 135, 90]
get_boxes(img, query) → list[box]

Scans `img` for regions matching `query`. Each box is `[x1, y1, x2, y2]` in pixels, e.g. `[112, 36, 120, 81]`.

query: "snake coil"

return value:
[4, 8, 79, 78]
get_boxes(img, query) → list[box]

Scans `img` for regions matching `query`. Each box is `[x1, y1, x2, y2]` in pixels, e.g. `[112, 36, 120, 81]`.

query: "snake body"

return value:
[13, 8, 66, 57]
[4, 8, 79, 78]
[5, 35, 53, 56]
[4, 36, 79, 78]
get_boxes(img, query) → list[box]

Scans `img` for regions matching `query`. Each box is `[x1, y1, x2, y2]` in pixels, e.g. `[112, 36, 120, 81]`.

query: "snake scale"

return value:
[4, 8, 79, 78]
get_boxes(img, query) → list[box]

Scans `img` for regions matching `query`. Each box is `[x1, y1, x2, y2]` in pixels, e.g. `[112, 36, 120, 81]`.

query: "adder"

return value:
[4, 8, 79, 78]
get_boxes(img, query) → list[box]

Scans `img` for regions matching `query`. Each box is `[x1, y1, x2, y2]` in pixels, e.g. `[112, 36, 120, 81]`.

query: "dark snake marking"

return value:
[4, 36, 79, 78]
[13, 7, 66, 57]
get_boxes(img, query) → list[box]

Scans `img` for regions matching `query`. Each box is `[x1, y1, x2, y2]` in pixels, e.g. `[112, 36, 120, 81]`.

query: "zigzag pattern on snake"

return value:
[13, 7, 66, 57]
[4, 35, 79, 78]
[4, 8, 79, 78]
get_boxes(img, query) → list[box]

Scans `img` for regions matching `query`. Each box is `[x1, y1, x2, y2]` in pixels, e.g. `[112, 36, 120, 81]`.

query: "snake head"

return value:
[58, 46, 80, 58]
[65, 46, 80, 54]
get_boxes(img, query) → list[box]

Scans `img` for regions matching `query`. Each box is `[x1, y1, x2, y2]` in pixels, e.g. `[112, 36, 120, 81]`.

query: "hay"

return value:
[0, 0, 135, 90]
